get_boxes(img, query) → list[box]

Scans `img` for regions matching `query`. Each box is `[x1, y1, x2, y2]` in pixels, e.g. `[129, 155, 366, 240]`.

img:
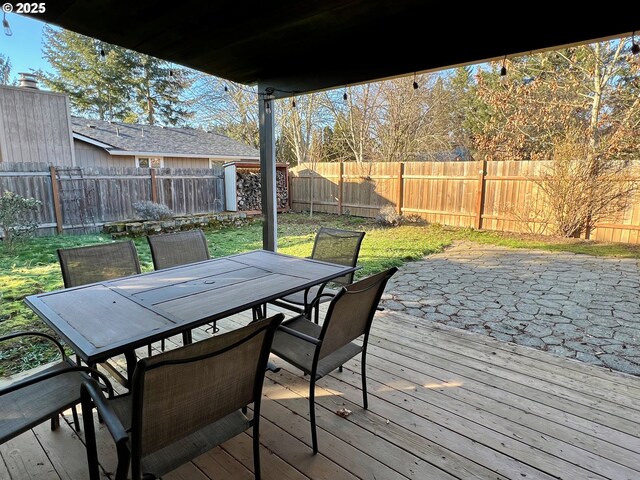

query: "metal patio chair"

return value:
[0, 331, 113, 445]
[147, 229, 210, 271]
[270, 267, 397, 454]
[57, 240, 144, 386]
[269, 227, 365, 323]
[148, 229, 214, 340]
[80, 313, 284, 480]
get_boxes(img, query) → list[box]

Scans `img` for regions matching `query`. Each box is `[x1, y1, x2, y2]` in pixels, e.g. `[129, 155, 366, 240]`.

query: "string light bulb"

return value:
[99, 47, 106, 60]
[292, 98, 296, 108]
[168, 69, 174, 78]
[412, 73, 419, 90]
[500, 55, 508, 84]
[343, 90, 348, 102]
[2, 13, 11, 37]
[224, 85, 228, 92]
[265, 100, 271, 115]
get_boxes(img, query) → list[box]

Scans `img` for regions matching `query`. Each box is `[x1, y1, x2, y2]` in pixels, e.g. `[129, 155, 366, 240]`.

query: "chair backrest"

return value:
[57, 241, 141, 288]
[148, 229, 210, 270]
[310, 227, 365, 286]
[129, 314, 283, 469]
[317, 267, 397, 360]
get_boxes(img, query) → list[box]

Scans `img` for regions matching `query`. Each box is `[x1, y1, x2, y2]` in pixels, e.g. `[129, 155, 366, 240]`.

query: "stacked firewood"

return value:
[236, 170, 288, 211]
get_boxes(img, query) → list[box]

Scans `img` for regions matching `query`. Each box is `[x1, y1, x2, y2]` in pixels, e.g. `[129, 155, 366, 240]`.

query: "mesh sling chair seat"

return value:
[57, 240, 145, 387]
[269, 227, 365, 323]
[147, 229, 210, 271]
[270, 267, 397, 454]
[81, 313, 284, 480]
[147, 229, 214, 341]
[0, 332, 113, 445]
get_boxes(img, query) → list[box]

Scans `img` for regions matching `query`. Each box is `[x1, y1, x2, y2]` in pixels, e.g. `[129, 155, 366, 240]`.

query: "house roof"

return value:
[70, 117, 259, 159]
[25, 2, 638, 99]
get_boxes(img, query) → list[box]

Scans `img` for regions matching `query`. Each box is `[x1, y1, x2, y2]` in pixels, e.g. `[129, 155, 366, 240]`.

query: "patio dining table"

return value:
[24, 250, 355, 384]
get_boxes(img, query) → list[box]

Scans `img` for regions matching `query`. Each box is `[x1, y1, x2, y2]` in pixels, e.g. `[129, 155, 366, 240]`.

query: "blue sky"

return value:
[0, 13, 50, 80]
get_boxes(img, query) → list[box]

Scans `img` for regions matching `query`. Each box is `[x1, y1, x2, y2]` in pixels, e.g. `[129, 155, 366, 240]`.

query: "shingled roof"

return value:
[71, 117, 259, 158]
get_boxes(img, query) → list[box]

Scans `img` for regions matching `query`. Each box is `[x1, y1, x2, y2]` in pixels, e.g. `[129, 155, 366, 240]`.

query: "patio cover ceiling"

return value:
[26, 1, 638, 98]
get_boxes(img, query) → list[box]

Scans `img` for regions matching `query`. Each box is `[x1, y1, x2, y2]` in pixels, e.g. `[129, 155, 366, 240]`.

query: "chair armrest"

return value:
[0, 363, 114, 398]
[81, 379, 127, 444]
[278, 325, 321, 345]
[307, 292, 336, 311]
[0, 331, 66, 359]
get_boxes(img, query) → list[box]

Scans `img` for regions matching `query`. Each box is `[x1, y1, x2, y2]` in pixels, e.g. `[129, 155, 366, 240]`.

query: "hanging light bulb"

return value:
[99, 47, 106, 60]
[265, 100, 271, 115]
[412, 73, 419, 90]
[292, 98, 296, 108]
[224, 85, 229, 92]
[2, 13, 11, 37]
[343, 90, 348, 102]
[168, 69, 174, 78]
[500, 55, 508, 85]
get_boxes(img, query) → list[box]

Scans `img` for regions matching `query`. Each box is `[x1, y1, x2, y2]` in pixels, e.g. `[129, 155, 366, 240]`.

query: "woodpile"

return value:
[236, 169, 288, 211]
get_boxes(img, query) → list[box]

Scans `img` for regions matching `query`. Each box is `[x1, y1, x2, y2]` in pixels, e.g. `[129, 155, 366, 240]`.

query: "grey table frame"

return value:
[25, 250, 355, 382]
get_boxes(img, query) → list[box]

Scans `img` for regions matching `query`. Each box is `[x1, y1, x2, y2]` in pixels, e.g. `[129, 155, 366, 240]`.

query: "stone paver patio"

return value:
[381, 241, 640, 375]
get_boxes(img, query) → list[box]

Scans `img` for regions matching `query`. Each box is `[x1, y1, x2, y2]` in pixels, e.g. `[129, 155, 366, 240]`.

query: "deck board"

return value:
[4, 308, 640, 480]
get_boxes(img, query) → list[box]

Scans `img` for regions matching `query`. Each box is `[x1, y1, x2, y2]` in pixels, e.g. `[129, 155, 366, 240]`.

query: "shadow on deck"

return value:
[2, 308, 639, 479]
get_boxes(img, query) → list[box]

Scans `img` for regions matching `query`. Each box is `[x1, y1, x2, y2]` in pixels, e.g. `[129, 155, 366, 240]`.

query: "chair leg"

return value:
[253, 420, 261, 480]
[147, 344, 152, 357]
[81, 393, 101, 480]
[182, 330, 192, 345]
[50, 414, 60, 431]
[72, 405, 81, 431]
[309, 377, 319, 454]
[338, 365, 343, 373]
[361, 353, 368, 410]
[161, 338, 166, 351]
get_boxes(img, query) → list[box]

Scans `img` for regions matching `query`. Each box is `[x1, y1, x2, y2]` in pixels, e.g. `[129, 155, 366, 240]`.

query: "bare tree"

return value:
[279, 93, 327, 216]
[189, 75, 259, 148]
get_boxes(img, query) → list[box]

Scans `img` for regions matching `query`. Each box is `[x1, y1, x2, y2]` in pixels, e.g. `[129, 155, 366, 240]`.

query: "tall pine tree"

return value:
[40, 26, 194, 125]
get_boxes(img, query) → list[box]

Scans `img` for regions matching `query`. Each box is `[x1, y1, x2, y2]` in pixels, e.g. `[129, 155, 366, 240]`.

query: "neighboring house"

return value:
[0, 82, 76, 166]
[0, 78, 259, 168]
[72, 118, 259, 169]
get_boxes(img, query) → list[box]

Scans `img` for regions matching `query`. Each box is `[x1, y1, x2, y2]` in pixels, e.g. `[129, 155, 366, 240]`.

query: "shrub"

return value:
[0, 192, 42, 252]
[375, 205, 403, 226]
[133, 201, 173, 221]
[375, 205, 426, 227]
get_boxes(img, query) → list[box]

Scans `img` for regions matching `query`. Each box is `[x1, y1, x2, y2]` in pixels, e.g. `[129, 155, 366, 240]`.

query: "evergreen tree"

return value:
[40, 26, 133, 121]
[128, 53, 195, 126]
[0, 54, 11, 85]
[40, 26, 194, 125]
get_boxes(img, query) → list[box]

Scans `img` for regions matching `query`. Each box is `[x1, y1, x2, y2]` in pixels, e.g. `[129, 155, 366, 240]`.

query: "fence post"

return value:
[49, 165, 63, 234]
[150, 168, 158, 203]
[475, 160, 487, 230]
[397, 162, 405, 215]
[338, 161, 344, 215]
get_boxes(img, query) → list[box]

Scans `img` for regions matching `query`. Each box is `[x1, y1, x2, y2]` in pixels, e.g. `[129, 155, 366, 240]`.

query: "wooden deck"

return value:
[3, 308, 640, 479]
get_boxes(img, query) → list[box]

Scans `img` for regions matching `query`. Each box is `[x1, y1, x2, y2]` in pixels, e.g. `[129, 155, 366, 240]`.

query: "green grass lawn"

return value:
[2, 211, 640, 375]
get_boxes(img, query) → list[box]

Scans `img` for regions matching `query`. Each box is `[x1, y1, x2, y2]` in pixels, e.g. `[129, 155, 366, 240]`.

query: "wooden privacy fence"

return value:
[0, 162, 225, 235]
[290, 160, 640, 244]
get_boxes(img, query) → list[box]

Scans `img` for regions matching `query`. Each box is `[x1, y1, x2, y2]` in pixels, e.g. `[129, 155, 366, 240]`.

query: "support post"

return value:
[337, 161, 344, 215]
[49, 165, 63, 234]
[150, 168, 158, 203]
[475, 160, 487, 230]
[397, 162, 405, 215]
[258, 89, 277, 252]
